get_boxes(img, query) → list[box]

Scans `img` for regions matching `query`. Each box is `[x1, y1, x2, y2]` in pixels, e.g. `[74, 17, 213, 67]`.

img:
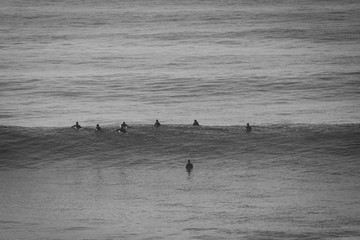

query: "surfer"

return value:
[186, 160, 193, 172]
[121, 122, 128, 129]
[154, 119, 161, 127]
[95, 124, 101, 131]
[193, 120, 200, 126]
[116, 125, 127, 133]
[245, 123, 252, 132]
[71, 122, 82, 129]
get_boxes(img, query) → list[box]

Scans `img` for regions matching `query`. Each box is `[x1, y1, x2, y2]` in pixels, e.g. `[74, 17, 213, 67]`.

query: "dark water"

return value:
[1, 124, 360, 239]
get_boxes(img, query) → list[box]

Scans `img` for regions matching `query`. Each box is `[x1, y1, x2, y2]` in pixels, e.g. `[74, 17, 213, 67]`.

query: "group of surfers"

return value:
[71, 121, 252, 173]
[72, 120, 252, 133]
[72, 120, 198, 172]
[72, 121, 129, 133]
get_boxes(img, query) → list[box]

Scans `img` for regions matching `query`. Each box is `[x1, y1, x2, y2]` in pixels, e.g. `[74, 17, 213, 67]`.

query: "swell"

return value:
[1, 124, 359, 171]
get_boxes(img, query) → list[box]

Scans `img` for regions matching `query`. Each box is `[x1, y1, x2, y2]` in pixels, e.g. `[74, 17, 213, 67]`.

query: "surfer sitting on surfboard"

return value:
[193, 120, 200, 126]
[121, 122, 128, 129]
[95, 124, 101, 131]
[154, 119, 161, 127]
[71, 122, 82, 129]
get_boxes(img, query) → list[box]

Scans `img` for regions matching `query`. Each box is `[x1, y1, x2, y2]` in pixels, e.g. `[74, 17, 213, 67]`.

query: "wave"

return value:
[1, 124, 359, 171]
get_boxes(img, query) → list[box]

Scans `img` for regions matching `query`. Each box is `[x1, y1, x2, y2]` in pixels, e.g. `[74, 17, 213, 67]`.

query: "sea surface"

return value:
[1, 0, 359, 126]
[1, 124, 360, 240]
[1, 0, 360, 239]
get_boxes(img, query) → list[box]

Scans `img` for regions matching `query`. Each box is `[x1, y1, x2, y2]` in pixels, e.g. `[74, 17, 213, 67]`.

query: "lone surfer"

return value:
[186, 160, 193, 172]
[193, 120, 200, 126]
[95, 124, 101, 131]
[154, 119, 161, 127]
[245, 123, 252, 132]
[71, 122, 82, 129]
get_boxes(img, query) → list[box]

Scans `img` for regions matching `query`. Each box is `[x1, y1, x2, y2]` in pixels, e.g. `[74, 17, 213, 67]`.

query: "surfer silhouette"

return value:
[193, 120, 200, 126]
[71, 122, 82, 129]
[245, 123, 252, 132]
[121, 122, 128, 128]
[95, 124, 101, 131]
[154, 119, 161, 127]
[186, 160, 193, 172]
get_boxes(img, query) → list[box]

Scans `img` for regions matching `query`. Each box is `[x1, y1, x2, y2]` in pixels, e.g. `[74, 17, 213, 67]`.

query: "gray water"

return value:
[1, 0, 360, 239]
[1, 0, 359, 127]
[1, 124, 360, 239]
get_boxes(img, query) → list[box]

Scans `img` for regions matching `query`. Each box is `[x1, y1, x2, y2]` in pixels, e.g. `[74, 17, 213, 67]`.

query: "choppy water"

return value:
[1, 0, 359, 127]
[1, 0, 360, 239]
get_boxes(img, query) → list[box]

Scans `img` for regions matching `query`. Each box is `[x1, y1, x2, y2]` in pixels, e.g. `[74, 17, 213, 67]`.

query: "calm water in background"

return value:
[1, 0, 360, 239]
[1, 0, 359, 127]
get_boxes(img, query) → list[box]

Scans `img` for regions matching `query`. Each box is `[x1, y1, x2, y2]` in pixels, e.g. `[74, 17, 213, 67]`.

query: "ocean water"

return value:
[1, 124, 360, 239]
[0, 0, 359, 126]
[1, 0, 360, 239]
